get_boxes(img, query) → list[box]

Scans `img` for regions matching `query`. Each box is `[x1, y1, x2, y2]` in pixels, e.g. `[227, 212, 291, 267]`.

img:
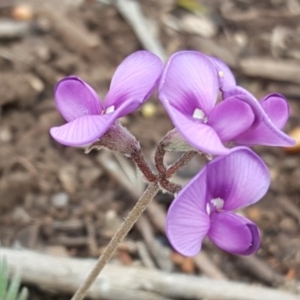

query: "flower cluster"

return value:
[159, 51, 294, 155]
[50, 50, 295, 257]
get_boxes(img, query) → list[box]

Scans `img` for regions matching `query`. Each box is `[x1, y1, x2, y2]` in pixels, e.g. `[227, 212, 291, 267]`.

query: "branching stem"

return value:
[154, 141, 167, 174]
[131, 148, 157, 182]
[166, 151, 198, 178]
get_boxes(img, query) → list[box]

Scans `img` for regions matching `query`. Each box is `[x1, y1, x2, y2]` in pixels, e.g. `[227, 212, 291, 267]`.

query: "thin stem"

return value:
[131, 148, 157, 182]
[154, 141, 167, 174]
[166, 151, 198, 178]
[159, 177, 182, 194]
[71, 182, 160, 300]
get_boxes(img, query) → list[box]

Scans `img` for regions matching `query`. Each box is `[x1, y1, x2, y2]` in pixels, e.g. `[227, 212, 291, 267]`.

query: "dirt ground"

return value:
[0, 0, 300, 299]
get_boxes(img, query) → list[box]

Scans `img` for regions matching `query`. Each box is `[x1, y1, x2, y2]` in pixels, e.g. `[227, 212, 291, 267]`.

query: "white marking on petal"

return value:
[193, 108, 205, 120]
[105, 105, 115, 114]
[218, 71, 224, 77]
[206, 203, 211, 215]
[211, 197, 224, 212]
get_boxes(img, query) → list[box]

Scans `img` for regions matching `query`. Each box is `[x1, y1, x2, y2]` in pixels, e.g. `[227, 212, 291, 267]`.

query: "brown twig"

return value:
[85, 217, 98, 257]
[277, 197, 300, 224]
[28, 221, 41, 249]
[53, 236, 89, 247]
[194, 252, 228, 280]
[137, 215, 174, 272]
[136, 241, 156, 269]
[236, 255, 284, 286]
[36, 3, 102, 59]
[239, 58, 300, 84]
[146, 201, 167, 234]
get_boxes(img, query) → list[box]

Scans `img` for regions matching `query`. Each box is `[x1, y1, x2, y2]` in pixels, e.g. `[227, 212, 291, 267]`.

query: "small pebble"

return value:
[12, 206, 31, 223]
[44, 245, 69, 257]
[51, 192, 69, 208]
[279, 218, 297, 234]
[58, 165, 78, 194]
[180, 14, 217, 38]
[26, 74, 45, 92]
[0, 126, 12, 143]
[282, 157, 298, 171]
[12, 4, 33, 21]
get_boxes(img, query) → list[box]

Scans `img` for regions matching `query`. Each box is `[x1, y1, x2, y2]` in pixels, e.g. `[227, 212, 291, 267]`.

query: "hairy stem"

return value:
[71, 183, 160, 300]
[131, 148, 157, 182]
[154, 142, 167, 174]
[158, 151, 198, 194]
[159, 177, 182, 194]
[166, 151, 198, 178]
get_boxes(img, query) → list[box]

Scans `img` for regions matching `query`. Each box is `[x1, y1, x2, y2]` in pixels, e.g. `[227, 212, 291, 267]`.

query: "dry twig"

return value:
[113, 0, 167, 61]
[35, 3, 103, 58]
[137, 215, 174, 272]
[194, 251, 228, 280]
[0, 20, 30, 39]
[2, 248, 299, 300]
[240, 58, 300, 84]
[236, 255, 284, 286]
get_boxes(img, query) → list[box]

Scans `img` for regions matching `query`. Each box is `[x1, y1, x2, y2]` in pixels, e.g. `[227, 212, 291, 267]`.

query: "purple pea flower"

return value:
[50, 51, 163, 146]
[208, 56, 236, 91]
[159, 51, 294, 155]
[166, 147, 270, 256]
[223, 86, 295, 147]
[207, 57, 295, 147]
[159, 51, 255, 155]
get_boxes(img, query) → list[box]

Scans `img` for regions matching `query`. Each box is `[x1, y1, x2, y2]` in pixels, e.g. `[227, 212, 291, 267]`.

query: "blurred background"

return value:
[0, 0, 300, 299]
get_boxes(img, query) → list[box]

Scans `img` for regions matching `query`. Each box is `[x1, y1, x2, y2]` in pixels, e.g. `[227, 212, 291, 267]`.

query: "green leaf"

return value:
[17, 288, 28, 300]
[0, 257, 8, 299]
[5, 271, 21, 300]
[0, 254, 29, 300]
[177, 0, 208, 14]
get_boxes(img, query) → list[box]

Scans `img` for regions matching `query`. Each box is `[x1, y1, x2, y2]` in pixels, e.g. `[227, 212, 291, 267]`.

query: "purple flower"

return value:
[50, 51, 163, 146]
[223, 86, 295, 147]
[159, 51, 255, 155]
[159, 51, 294, 155]
[166, 147, 270, 256]
[208, 56, 236, 91]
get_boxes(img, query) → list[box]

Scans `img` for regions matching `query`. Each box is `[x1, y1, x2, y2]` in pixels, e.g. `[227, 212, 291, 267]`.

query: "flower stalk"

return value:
[71, 182, 160, 300]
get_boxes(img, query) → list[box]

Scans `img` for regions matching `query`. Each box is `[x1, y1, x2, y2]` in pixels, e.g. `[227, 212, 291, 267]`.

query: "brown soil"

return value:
[1, 0, 300, 299]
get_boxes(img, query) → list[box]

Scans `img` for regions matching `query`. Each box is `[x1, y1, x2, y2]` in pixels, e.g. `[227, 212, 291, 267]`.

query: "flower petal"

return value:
[166, 169, 210, 256]
[260, 94, 289, 129]
[55, 76, 102, 122]
[104, 51, 163, 116]
[206, 147, 270, 210]
[208, 211, 260, 255]
[222, 85, 251, 101]
[159, 51, 219, 115]
[50, 114, 114, 146]
[208, 56, 236, 90]
[208, 98, 255, 142]
[223, 87, 295, 147]
[238, 218, 261, 255]
[50, 99, 137, 147]
[162, 100, 230, 155]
